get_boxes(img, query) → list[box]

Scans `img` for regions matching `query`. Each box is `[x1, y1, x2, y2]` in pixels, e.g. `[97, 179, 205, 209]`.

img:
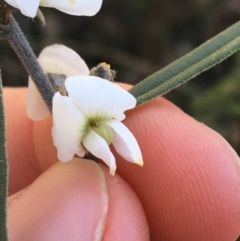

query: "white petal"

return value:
[82, 128, 116, 175]
[5, 0, 40, 17]
[38, 44, 89, 77]
[106, 120, 143, 166]
[26, 77, 50, 121]
[65, 76, 136, 121]
[40, 0, 102, 16]
[52, 92, 87, 162]
[26, 44, 89, 121]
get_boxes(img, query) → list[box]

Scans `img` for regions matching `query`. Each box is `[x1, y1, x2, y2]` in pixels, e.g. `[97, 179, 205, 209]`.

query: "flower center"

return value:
[91, 122, 113, 145]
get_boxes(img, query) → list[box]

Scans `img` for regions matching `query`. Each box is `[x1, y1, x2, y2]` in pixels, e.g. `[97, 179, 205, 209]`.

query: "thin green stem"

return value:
[0, 74, 8, 241]
[129, 21, 240, 105]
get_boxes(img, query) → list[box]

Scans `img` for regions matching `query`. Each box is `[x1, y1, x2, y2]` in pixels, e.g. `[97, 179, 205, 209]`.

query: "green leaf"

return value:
[0, 73, 8, 240]
[130, 21, 240, 105]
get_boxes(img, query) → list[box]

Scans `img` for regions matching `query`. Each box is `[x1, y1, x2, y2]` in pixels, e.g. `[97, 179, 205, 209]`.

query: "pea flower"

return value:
[27, 44, 89, 120]
[26, 44, 143, 174]
[52, 76, 143, 175]
[5, 0, 102, 18]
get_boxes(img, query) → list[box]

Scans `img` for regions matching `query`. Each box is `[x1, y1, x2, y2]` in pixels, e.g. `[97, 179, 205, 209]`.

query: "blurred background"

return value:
[1, 0, 240, 158]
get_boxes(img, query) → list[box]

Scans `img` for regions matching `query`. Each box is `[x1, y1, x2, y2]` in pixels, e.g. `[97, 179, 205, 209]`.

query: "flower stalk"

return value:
[130, 21, 240, 105]
[0, 15, 55, 111]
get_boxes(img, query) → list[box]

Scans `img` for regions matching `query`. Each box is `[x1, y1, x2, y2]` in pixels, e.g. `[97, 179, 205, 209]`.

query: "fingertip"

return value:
[8, 158, 108, 241]
[4, 88, 41, 195]
[100, 164, 149, 241]
[4, 88, 59, 194]
[116, 96, 240, 240]
[8, 158, 149, 241]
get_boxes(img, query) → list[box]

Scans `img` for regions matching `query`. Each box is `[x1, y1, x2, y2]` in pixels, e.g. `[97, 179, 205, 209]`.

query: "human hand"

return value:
[5, 86, 240, 241]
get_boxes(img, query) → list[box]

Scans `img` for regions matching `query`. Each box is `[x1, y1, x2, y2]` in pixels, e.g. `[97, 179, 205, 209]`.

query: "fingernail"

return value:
[8, 158, 109, 241]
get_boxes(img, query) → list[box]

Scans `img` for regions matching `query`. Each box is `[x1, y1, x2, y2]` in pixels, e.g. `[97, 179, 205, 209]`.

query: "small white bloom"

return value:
[26, 44, 143, 174]
[5, 0, 102, 18]
[27, 44, 89, 121]
[52, 76, 143, 175]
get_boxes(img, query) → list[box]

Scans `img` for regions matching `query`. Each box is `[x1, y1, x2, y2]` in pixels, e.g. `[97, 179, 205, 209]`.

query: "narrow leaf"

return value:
[0, 73, 8, 240]
[129, 21, 240, 105]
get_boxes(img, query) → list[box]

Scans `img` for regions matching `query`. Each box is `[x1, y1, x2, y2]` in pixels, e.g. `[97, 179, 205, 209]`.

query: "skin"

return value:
[4, 86, 240, 241]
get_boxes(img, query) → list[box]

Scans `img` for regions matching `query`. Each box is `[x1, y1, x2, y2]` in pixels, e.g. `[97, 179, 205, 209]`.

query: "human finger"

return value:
[5, 87, 240, 240]
[8, 158, 149, 241]
[4, 83, 132, 195]
[115, 96, 240, 241]
[4, 87, 58, 195]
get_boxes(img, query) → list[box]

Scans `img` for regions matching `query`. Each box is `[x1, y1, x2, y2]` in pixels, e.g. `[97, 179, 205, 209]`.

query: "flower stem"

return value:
[129, 21, 240, 105]
[0, 73, 8, 241]
[0, 15, 55, 111]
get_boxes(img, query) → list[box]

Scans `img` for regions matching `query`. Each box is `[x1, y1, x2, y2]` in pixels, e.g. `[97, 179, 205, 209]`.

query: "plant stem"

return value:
[0, 15, 54, 111]
[0, 74, 8, 241]
[129, 21, 240, 105]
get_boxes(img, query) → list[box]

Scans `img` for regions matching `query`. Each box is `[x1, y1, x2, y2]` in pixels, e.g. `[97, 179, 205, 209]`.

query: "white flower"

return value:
[27, 44, 89, 121]
[26, 44, 143, 174]
[5, 0, 102, 18]
[52, 76, 143, 175]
